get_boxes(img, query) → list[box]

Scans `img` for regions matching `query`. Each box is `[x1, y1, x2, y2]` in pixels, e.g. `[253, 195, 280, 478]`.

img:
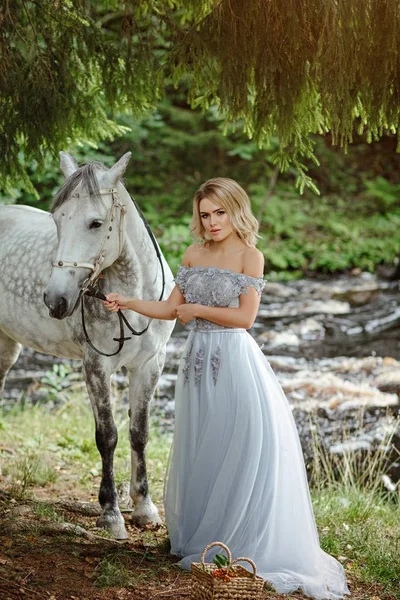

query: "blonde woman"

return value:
[104, 178, 349, 600]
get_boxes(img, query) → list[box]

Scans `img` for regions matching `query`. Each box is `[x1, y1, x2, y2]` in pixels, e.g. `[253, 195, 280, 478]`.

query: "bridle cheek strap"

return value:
[51, 186, 166, 356]
[52, 188, 126, 288]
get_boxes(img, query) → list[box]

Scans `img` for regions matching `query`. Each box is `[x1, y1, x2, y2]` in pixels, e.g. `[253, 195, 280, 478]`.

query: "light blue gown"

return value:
[163, 266, 349, 600]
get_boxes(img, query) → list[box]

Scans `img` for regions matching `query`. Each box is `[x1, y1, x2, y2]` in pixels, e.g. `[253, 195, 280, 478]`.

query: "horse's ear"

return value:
[101, 152, 132, 187]
[60, 152, 79, 179]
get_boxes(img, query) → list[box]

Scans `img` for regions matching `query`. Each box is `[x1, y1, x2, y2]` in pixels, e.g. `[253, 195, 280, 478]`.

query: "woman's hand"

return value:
[175, 303, 198, 325]
[104, 293, 132, 312]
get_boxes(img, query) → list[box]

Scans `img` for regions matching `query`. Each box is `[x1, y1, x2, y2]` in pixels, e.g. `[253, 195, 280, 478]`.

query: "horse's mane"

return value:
[50, 161, 113, 213]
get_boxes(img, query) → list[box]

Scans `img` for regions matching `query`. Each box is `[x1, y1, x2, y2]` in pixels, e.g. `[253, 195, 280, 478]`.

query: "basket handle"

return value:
[200, 542, 232, 567]
[230, 557, 257, 579]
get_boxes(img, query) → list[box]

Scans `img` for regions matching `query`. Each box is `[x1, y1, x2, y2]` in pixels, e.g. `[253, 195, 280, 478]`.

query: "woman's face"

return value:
[199, 197, 234, 242]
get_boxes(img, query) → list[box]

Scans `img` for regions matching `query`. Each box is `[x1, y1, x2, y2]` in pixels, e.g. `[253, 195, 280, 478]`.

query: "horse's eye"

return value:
[89, 220, 103, 230]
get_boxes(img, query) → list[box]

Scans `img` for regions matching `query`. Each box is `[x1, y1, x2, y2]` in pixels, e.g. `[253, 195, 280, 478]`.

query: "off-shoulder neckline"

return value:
[178, 264, 265, 281]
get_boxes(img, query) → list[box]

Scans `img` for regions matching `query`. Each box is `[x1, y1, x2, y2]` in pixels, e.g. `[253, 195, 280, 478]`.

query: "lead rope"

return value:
[80, 194, 166, 357]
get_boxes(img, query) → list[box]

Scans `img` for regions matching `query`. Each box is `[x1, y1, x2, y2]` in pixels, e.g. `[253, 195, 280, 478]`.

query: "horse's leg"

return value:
[0, 331, 22, 396]
[127, 353, 165, 526]
[84, 355, 127, 539]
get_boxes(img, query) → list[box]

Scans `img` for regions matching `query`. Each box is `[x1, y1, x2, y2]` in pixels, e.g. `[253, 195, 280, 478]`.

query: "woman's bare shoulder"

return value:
[242, 247, 264, 278]
[181, 243, 204, 266]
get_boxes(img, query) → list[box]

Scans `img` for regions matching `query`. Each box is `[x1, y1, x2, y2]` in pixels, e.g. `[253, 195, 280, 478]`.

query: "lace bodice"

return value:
[175, 265, 265, 330]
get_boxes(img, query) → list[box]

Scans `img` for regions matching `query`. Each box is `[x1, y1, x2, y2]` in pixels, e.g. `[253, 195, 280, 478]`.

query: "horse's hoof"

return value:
[130, 496, 162, 528]
[131, 513, 162, 528]
[110, 523, 129, 540]
[131, 505, 162, 528]
[96, 515, 128, 540]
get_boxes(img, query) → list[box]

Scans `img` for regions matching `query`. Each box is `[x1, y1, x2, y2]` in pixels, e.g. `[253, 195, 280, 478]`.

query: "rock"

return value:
[262, 282, 298, 298]
[256, 318, 325, 350]
[267, 355, 306, 373]
[381, 474, 397, 492]
[291, 318, 325, 340]
[373, 370, 400, 395]
[330, 439, 372, 453]
[10, 505, 32, 517]
[258, 299, 350, 319]
[257, 330, 300, 348]
[332, 289, 379, 307]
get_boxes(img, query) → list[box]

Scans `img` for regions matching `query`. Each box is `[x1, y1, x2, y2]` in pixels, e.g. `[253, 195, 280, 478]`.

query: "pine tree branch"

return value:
[257, 164, 280, 224]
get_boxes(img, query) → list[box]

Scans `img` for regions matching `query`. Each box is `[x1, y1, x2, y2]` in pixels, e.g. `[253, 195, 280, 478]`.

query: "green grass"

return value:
[93, 546, 173, 588]
[3, 453, 58, 499]
[32, 502, 65, 522]
[309, 413, 400, 597]
[0, 395, 171, 505]
[314, 488, 400, 596]
[1, 399, 399, 596]
[94, 554, 133, 588]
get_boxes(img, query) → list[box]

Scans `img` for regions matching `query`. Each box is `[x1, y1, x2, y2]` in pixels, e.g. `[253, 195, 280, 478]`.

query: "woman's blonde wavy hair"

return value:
[190, 178, 260, 247]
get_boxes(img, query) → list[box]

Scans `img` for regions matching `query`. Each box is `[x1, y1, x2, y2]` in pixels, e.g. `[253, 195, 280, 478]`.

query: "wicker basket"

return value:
[191, 542, 264, 600]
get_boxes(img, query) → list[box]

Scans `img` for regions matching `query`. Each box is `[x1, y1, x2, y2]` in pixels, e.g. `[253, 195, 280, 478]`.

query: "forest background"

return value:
[3, 90, 400, 281]
[2, 1, 400, 280]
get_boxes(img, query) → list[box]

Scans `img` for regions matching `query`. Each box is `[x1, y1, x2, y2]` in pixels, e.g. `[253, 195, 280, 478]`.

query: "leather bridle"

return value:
[52, 187, 166, 357]
[52, 188, 126, 292]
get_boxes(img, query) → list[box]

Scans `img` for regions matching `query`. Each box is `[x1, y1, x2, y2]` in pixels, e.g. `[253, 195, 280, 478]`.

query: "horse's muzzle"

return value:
[43, 292, 69, 320]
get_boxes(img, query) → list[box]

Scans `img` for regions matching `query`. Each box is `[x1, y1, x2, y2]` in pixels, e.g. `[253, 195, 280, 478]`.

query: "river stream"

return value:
[3, 273, 400, 485]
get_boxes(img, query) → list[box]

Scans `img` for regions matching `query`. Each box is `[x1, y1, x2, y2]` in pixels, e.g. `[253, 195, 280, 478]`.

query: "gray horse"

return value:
[0, 152, 175, 539]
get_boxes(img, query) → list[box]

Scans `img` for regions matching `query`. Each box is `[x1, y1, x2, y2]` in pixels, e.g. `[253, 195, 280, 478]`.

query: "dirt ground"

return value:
[0, 487, 187, 600]
[0, 488, 395, 600]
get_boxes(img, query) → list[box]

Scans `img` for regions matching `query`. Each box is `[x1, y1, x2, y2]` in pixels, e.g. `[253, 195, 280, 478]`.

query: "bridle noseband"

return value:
[52, 187, 166, 357]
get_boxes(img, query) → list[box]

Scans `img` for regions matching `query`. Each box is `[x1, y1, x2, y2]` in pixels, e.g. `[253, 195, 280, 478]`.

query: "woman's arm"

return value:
[103, 245, 195, 319]
[175, 288, 261, 329]
[190, 290, 261, 329]
[105, 285, 185, 320]
[175, 248, 265, 329]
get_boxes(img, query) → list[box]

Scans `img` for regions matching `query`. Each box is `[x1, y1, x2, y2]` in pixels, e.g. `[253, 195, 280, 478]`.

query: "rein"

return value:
[53, 188, 166, 357]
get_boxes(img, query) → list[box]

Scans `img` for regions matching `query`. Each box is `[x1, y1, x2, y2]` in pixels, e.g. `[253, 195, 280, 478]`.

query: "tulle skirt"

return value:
[163, 328, 349, 600]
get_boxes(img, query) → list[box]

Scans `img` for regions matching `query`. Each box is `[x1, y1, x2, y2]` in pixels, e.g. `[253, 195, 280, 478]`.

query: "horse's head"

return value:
[43, 152, 131, 319]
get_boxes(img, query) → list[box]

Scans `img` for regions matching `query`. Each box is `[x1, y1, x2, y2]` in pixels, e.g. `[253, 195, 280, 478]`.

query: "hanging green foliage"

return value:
[170, 0, 400, 174]
[1, 0, 400, 192]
